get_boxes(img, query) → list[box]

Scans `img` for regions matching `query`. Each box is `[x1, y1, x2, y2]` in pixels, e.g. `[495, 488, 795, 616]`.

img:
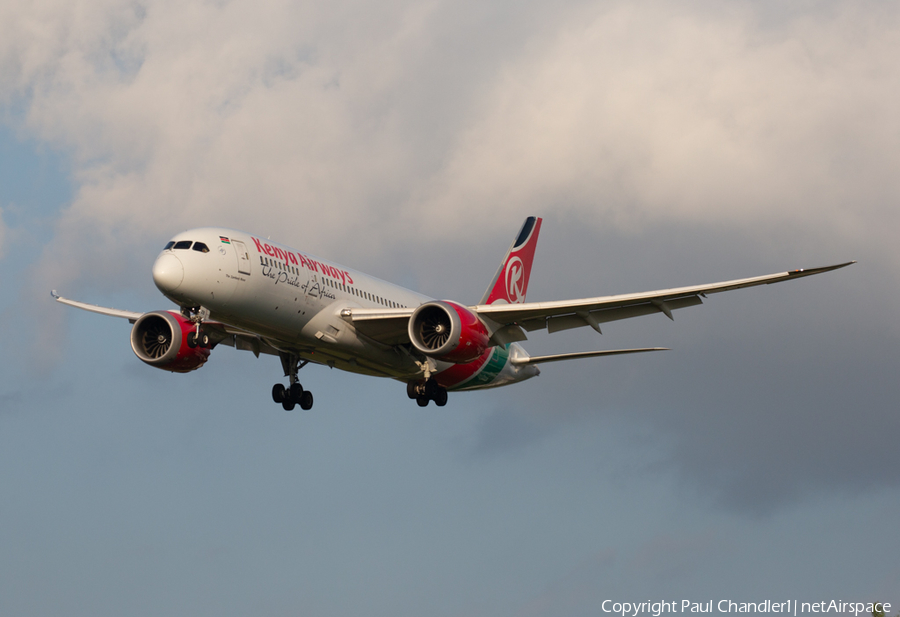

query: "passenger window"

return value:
[164, 241, 175, 250]
[173, 240, 192, 250]
[192, 242, 210, 253]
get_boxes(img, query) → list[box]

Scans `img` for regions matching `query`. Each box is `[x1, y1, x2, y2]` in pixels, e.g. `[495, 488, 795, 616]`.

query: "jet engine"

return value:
[408, 301, 491, 364]
[130, 310, 210, 373]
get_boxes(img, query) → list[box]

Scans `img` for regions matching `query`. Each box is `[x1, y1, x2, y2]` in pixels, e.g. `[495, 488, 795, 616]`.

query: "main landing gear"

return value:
[273, 353, 313, 411]
[407, 378, 448, 408]
[272, 382, 313, 411]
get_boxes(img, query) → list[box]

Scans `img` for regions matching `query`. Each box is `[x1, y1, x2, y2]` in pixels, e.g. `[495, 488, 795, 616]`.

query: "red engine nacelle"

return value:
[130, 311, 210, 373]
[408, 301, 491, 364]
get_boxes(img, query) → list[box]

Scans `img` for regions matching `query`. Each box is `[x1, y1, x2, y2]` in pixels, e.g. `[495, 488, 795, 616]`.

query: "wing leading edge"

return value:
[51, 290, 144, 322]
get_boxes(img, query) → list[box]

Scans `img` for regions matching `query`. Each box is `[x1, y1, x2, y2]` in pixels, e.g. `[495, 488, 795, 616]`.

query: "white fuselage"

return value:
[152, 227, 537, 390]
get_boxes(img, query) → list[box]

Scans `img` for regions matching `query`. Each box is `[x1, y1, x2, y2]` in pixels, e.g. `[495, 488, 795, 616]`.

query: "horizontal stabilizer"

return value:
[511, 347, 668, 365]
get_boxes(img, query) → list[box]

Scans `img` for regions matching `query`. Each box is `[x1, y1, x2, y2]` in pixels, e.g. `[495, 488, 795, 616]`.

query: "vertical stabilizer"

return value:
[480, 217, 543, 305]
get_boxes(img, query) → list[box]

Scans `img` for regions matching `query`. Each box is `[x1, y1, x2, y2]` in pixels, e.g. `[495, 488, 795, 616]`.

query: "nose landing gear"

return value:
[274, 353, 313, 411]
[182, 306, 212, 348]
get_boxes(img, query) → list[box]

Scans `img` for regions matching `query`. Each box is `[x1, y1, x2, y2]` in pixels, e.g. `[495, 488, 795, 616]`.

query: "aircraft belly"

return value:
[435, 343, 538, 391]
[212, 277, 419, 378]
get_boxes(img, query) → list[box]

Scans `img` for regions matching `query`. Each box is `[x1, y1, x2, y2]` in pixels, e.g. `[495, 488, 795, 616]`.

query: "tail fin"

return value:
[480, 216, 543, 305]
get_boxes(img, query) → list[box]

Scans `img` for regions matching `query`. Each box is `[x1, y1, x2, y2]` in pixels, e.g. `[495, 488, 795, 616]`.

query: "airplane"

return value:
[52, 217, 853, 410]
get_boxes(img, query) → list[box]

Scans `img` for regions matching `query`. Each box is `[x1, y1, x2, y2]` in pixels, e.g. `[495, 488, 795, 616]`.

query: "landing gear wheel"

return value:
[272, 383, 286, 403]
[433, 388, 448, 407]
[424, 378, 440, 399]
[275, 352, 312, 410]
[187, 332, 198, 348]
[416, 395, 429, 407]
[198, 332, 210, 348]
[407, 381, 419, 399]
[299, 390, 314, 410]
[289, 383, 304, 402]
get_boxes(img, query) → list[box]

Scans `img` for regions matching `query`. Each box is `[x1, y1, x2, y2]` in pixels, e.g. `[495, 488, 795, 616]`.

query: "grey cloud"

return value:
[0, 206, 6, 259]
[0, 389, 23, 413]
[2, 0, 896, 286]
[411, 2, 900, 245]
[482, 219, 897, 514]
[465, 406, 557, 458]
[3, 0, 898, 513]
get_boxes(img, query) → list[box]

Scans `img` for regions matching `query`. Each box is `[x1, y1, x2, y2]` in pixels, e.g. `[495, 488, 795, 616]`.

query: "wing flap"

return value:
[545, 295, 704, 334]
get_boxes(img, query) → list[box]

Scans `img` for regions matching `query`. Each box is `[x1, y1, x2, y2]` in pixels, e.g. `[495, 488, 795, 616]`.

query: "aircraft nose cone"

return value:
[153, 252, 184, 292]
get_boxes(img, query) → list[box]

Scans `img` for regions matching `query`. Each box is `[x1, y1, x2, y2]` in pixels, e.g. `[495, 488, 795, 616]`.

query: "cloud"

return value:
[0, 0, 895, 281]
[0, 207, 6, 260]
[413, 2, 900, 244]
[3, 0, 899, 511]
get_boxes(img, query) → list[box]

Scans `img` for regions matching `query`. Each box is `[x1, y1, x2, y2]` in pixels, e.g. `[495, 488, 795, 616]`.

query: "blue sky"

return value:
[1, 1, 899, 616]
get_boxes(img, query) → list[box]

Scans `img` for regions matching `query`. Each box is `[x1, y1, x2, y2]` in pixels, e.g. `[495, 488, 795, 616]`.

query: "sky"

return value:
[1, 0, 899, 615]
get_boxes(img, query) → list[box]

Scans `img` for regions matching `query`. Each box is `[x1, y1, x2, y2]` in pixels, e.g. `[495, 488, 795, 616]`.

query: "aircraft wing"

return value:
[340, 261, 854, 344]
[474, 262, 855, 334]
[52, 290, 281, 356]
[52, 290, 144, 322]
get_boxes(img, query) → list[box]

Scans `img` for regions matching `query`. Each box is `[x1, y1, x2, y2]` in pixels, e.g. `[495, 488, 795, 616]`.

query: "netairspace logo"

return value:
[600, 601, 892, 617]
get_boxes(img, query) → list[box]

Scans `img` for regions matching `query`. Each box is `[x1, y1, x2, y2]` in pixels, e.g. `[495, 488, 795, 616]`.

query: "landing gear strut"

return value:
[182, 306, 212, 348]
[274, 353, 313, 411]
[407, 377, 448, 407]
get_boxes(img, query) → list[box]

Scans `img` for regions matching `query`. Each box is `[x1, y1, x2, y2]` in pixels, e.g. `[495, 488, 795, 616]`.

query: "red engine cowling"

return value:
[130, 311, 210, 373]
[408, 301, 491, 364]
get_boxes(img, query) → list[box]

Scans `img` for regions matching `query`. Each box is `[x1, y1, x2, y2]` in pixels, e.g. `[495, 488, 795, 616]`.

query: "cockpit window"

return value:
[164, 241, 175, 250]
[173, 240, 192, 250]
[192, 242, 210, 253]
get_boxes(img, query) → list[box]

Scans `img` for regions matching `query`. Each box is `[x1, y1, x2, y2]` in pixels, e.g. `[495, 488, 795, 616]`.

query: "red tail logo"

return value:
[505, 256, 526, 302]
[481, 217, 542, 305]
